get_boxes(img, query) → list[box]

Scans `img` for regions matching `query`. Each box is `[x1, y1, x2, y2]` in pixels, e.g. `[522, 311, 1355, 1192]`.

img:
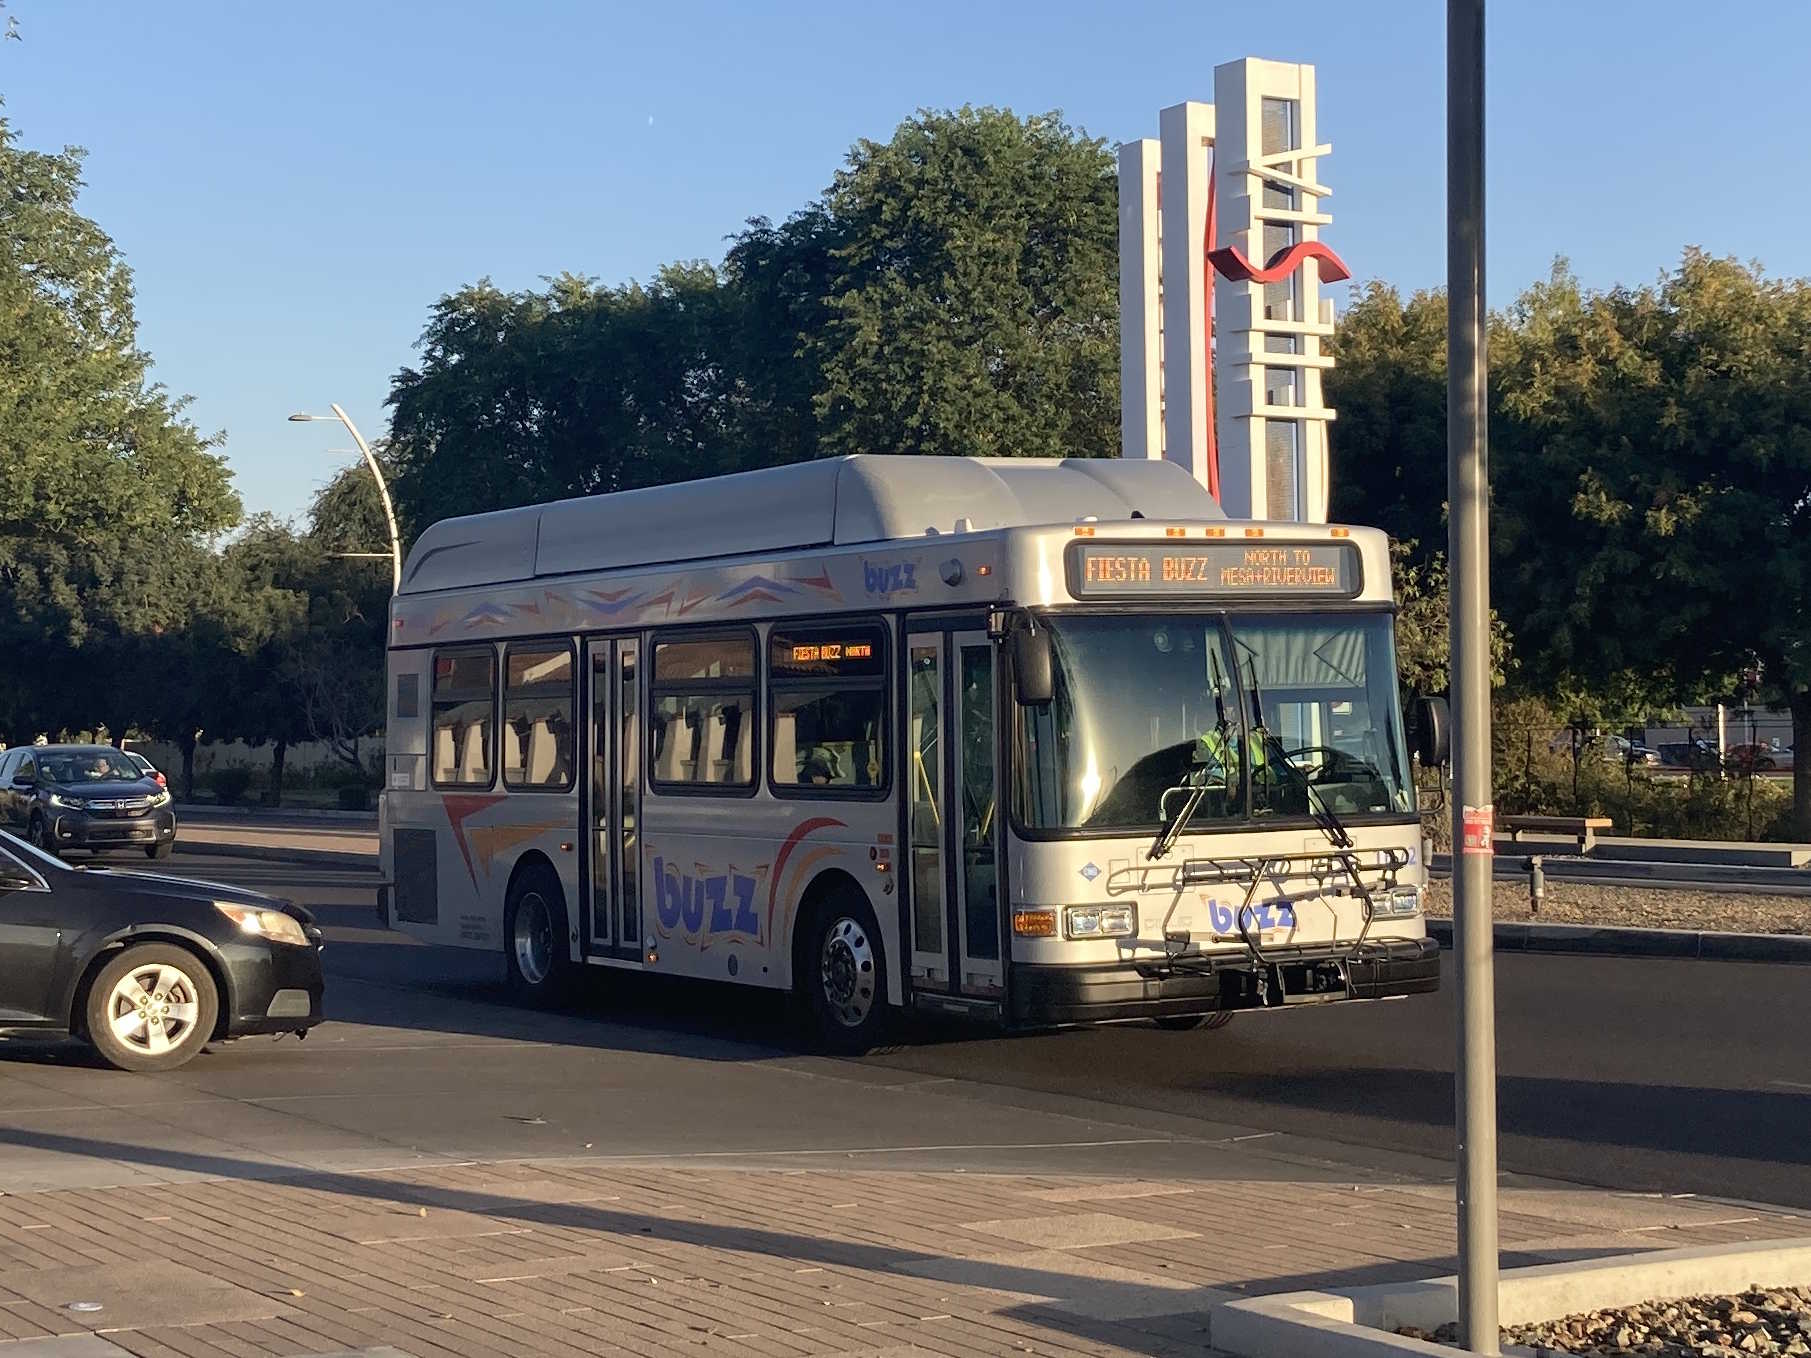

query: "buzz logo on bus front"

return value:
[651, 855, 765, 948]
[1204, 900, 1296, 938]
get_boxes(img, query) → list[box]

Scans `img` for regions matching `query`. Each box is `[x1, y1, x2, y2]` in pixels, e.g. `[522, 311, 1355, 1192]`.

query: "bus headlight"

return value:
[1376, 887, 1423, 918]
[1064, 904, 1137, 939]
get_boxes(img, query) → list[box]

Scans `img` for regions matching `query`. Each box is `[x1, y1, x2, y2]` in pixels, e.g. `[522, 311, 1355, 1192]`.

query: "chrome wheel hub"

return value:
[819, 917, 876, 1028]
[106, 964, 200, 1058]
[513, 893, 554, 986]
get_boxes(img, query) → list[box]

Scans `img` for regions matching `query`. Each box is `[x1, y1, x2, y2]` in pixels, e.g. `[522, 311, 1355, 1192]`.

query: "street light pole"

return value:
[288, 405, 403, 594]
[1447, 1, 1500, 1353]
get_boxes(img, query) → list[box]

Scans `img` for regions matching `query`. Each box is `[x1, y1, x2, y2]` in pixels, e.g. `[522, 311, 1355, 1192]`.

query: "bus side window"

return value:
[649, 631, 757, 790]
[502, 644, 575, 791]
[768, 621, 887, 795]
[431, 647, 498, 788]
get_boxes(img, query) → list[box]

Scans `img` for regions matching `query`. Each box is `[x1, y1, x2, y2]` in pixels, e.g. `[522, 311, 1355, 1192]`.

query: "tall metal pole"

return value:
[329, 403, 404, 595]
[1447, 1, 1499, 1352]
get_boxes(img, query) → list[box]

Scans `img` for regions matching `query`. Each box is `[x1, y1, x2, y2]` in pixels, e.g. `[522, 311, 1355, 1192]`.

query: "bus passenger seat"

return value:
[772, 710, 799, 783]
[433, 726, 456, 783]
[528, 718, 557, 784]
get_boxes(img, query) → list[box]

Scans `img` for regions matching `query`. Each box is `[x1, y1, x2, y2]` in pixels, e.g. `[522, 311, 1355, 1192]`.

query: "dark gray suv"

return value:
[0, 745, 178, 859]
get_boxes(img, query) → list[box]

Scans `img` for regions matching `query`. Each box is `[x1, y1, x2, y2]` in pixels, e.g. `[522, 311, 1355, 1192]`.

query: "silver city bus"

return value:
[378, 456, 1445, 1050]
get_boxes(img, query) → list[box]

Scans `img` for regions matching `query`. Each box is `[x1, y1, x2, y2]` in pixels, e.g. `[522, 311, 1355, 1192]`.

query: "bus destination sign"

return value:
[1067, 541, 1361, 598]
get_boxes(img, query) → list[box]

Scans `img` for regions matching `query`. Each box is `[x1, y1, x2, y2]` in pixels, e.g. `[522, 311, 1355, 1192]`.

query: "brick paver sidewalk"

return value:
[0, 1160, 1800, 1357]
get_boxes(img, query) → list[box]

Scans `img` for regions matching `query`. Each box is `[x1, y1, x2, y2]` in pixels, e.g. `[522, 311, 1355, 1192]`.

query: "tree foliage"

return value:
[1331, 253, 1811, 832]
[0, 116, 240, 745]
[384, 107, 1119, 533]
[814, 107, 1119, 460]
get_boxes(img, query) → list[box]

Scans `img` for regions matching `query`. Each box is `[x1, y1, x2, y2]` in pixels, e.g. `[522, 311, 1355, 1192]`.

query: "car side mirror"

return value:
[1011, 623, 1053, 707]
[1413, 695, 1451, 768]
[10, 774, 33, 789]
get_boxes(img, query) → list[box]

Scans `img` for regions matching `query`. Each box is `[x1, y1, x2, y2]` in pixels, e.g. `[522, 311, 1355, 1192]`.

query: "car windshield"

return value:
[1013, 612, 1416, 834]
[36, 751, 139, 783]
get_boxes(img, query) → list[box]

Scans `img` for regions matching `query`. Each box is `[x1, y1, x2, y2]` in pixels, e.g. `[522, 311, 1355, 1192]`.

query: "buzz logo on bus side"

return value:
[652, 855, 765, 947]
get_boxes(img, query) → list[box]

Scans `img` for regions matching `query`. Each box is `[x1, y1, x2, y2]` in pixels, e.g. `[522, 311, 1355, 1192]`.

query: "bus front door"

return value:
[586, 636, 643, 961]
[904, 626, 1003, 1004]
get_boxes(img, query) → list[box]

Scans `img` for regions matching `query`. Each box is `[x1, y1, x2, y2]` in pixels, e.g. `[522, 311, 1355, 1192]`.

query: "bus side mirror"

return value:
[1413, 695, 1451, 768]
[1012, 624, 1053, 707]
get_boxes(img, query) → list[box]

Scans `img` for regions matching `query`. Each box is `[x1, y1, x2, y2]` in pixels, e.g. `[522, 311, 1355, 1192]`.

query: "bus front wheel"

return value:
[800, 889, 891, 1055]
[505, 864, 574, 1006]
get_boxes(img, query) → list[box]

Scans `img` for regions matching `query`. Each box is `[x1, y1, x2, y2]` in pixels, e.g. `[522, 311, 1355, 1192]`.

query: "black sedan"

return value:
[0, 744, 178, 859]
[0, 829, 323, 1071]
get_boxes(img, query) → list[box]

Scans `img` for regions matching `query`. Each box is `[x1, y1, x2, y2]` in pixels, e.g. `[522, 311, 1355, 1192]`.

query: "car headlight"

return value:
[150, 789, 172, 807]
[1064, 904, 1137, 939]
[48, 792, 88, 810]
[214, 902, 310, 946]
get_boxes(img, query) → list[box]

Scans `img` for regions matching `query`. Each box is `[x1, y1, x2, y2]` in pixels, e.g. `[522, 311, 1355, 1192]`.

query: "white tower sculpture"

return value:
[1118, 58, 1348, 524]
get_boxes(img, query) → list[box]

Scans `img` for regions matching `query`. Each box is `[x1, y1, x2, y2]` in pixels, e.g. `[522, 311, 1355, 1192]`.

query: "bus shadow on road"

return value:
[318, 933, 1007, 1065]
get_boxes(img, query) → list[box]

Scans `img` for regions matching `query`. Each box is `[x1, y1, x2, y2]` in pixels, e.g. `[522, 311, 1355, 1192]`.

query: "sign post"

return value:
[1447, 1, 1500, 1353]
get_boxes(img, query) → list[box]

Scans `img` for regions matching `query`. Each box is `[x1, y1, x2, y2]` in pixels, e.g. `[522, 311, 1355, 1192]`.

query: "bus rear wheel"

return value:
[505, 864, 574, 1006]
[800, 889, 891, 1055]
[1154, 1011, 1234, 1032]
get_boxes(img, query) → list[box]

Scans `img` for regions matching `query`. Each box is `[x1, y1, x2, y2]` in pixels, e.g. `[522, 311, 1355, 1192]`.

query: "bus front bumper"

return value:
[1009, 935, 1441, 1027]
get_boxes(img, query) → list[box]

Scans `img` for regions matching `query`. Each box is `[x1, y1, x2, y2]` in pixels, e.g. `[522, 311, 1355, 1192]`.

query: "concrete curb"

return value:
[1424, 917, 1811, 964]
[177, 839, 375, 871]
[1211, 1237, 1811, 1358]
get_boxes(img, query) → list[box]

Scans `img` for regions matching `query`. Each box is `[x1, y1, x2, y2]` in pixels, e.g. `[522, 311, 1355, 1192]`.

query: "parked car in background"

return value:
[123, 749, 168, 789]
[0, 828, 322, 1070]
[1725, 742, 1792, 773]
[1657, 739, 1721, 770]
[1606, 735, 1661, 767]
[1548, 732, 1661, 766]
[0, 744, 178, 859]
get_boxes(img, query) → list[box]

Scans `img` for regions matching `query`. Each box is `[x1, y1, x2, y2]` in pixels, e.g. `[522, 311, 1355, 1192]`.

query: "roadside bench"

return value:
[1500, 814, 1613, 855]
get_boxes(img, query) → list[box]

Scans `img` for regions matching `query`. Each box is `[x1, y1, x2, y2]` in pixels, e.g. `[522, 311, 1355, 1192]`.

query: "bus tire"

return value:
[504, 863, 574, 1006]
[1154, 1011, 1234, 1032]
[799, 887, 891, 1056]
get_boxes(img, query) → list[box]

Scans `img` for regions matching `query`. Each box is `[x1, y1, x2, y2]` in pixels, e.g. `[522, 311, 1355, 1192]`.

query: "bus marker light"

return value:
[1073, 525, 1096, 537]
[1012, 908, 1058, 938]
[1244, 528, 1265, 537]
[1204, 527, 1226, 537]
[1330, 527, 1351, 538]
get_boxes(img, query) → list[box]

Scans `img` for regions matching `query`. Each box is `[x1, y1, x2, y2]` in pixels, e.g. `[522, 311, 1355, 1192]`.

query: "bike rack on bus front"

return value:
[1106, 847, 1414, 981]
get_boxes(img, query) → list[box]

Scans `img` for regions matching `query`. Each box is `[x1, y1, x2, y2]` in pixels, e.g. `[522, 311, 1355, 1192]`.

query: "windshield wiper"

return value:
[1245, 665, 1354, 850]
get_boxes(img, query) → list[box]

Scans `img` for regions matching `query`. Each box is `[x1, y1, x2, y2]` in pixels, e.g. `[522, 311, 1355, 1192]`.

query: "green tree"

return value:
[0, 116, 239, 738]
[1490, 252, 1811, 831]
[1326, 283, 1450, 555]
[383, 108, 1121, 535]
[816, 107, 1119, 460]
[1389, 540, 1512, 698]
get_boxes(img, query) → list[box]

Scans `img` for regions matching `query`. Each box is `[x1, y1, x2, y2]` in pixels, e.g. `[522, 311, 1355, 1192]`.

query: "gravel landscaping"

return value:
[1422, 879, 1811, 936]
[1400, 1284, 1811, 1355]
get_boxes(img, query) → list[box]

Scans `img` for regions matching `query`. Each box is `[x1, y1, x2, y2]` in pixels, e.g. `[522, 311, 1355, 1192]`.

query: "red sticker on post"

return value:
[1460, 805, 1495, 855]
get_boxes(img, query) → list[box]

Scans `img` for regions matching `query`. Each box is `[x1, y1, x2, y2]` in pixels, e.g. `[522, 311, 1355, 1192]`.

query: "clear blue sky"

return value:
[4, 0, 1806, 524]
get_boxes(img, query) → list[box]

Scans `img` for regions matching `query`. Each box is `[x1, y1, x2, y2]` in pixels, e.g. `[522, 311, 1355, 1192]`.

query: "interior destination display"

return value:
[1067, 541, 1360, 598]
[771, 628, 885, 679]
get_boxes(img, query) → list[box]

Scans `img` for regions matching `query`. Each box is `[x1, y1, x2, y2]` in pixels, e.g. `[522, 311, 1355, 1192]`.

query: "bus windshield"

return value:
[1013, 612, 1416, 834]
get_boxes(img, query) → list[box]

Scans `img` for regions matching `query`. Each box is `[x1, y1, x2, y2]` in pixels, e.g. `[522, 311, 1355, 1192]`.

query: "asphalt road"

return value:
[4, 849, 1807, 1214]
